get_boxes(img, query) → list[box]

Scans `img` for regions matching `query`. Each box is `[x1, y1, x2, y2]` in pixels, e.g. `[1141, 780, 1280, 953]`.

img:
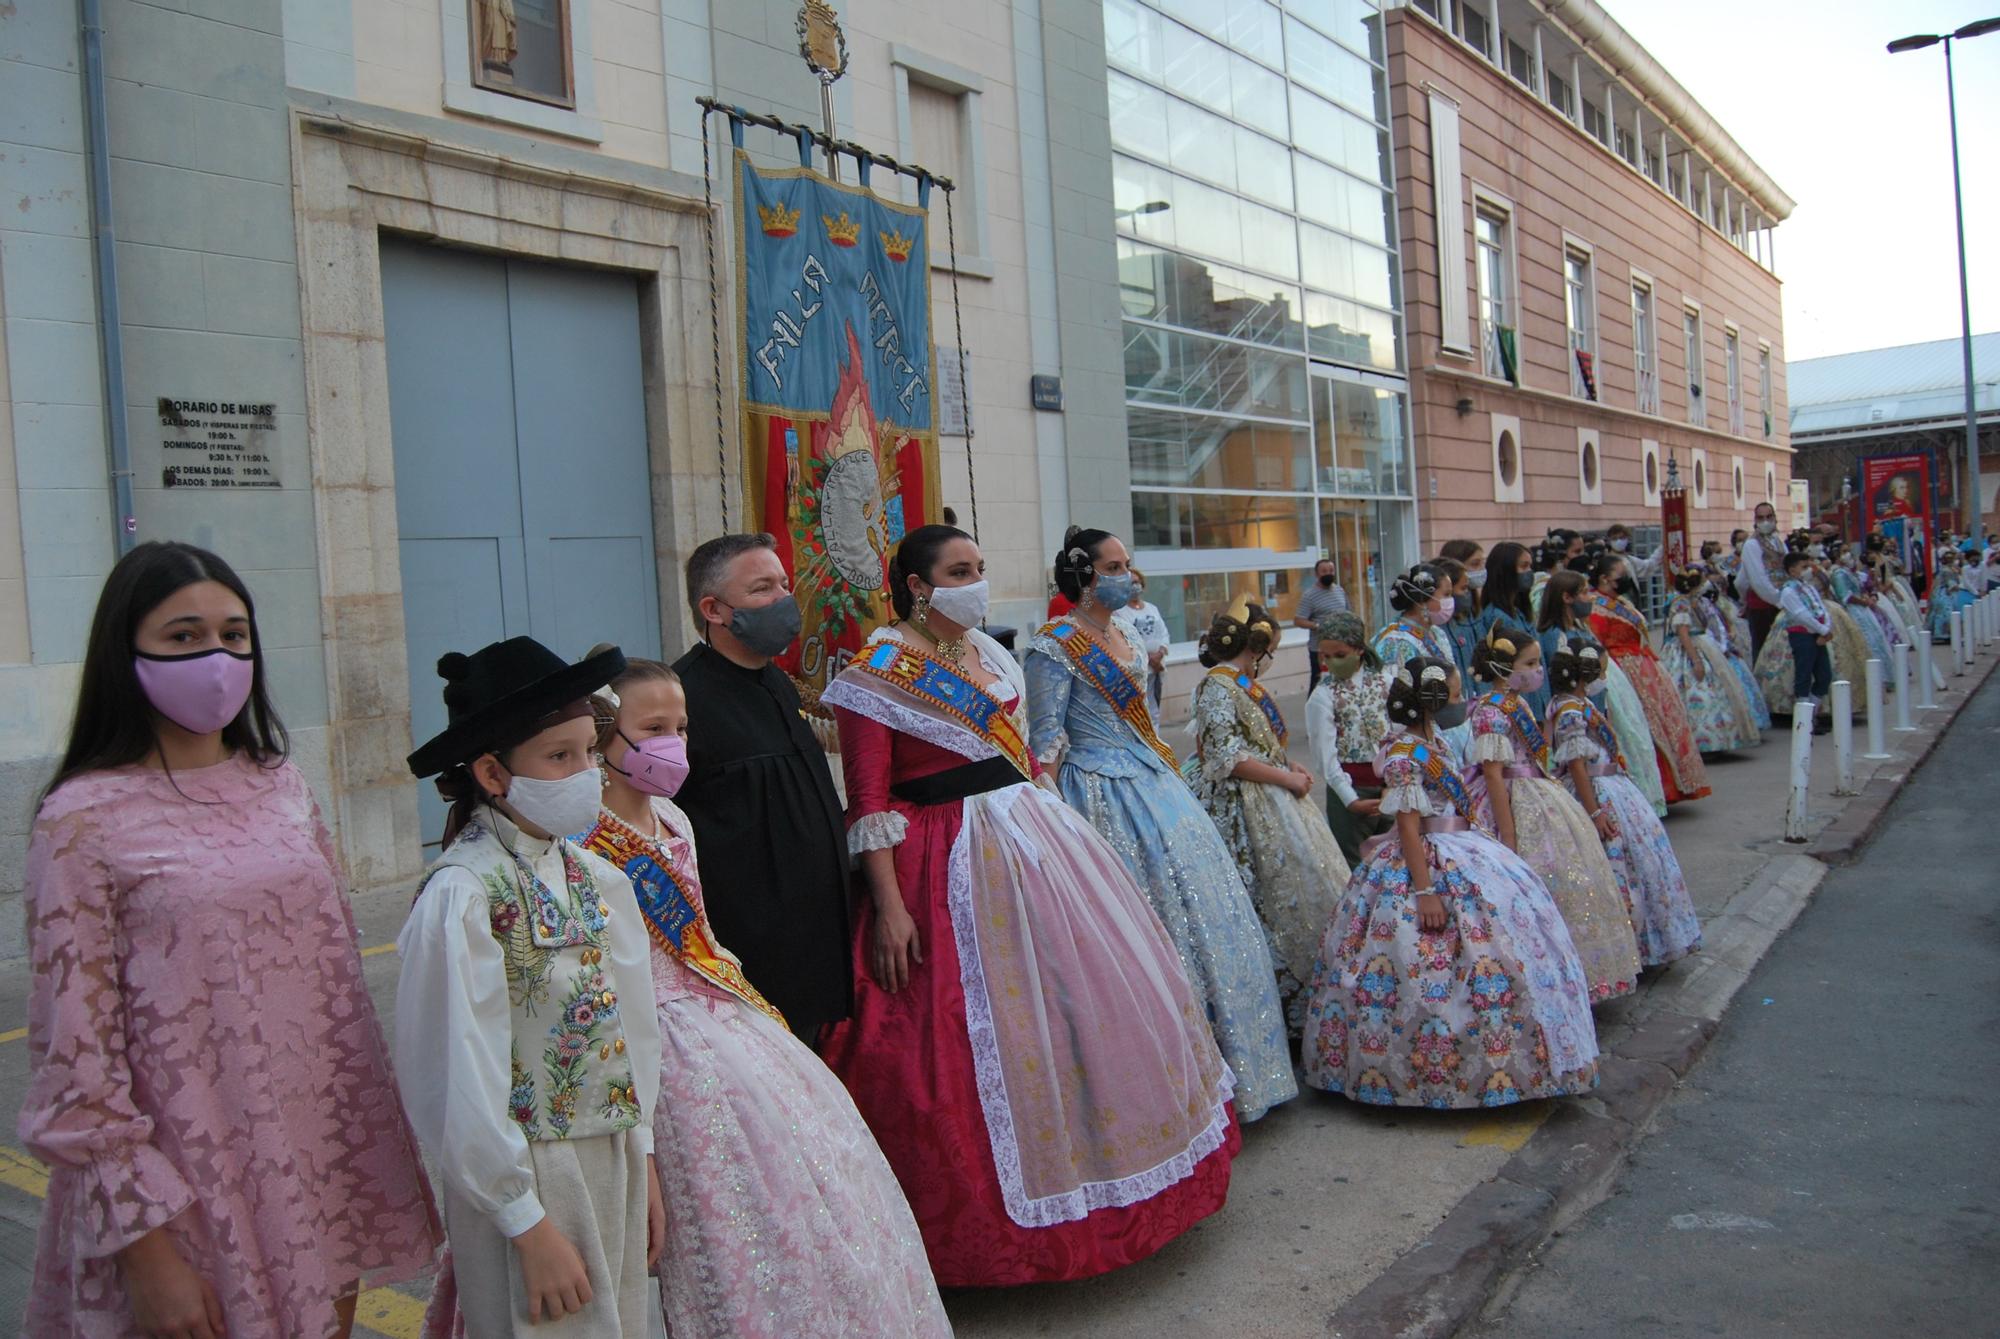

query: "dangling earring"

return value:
[913, 592, 931, 626]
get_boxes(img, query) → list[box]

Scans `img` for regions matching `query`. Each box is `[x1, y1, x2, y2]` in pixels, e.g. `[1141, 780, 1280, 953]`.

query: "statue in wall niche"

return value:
[476, 0, 518, 75]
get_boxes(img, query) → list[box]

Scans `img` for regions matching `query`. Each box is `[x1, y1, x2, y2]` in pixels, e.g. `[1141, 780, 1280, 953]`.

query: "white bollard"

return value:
[1862, 659, 1890, 759]
[1785, 699, 1815, 842]
[1892, 641, 1915, 732]
[1916, 630, 1940, 706]
[1951, 610, 1966, 674]
[1831, 679, 1856, 795]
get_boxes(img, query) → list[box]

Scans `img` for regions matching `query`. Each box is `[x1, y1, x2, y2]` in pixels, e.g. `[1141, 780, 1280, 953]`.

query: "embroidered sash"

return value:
[1385, 736, 1473, 819]
[1552, 697, 1627, 771]
[1593, 593, 1648, 634]
[1481, 690, 1550, 773]
[1041, 620, 1178, 770]
[1211, 666, 1287, 745]
[583, 815, 787, 1027]
[851, 639, 1035, 779]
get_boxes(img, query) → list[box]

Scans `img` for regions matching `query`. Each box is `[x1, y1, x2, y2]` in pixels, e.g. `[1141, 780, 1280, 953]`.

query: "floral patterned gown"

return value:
[1297, 730, 1600, 1108]
[1705, 595, 1772, 730]
[19, 757, 439, 1337]
[826, 627, 1239, 1286]
[1547, 695, 1703, 967]
[1026, 612, 1297, 1121]
[580, 798, 949, 1338]
[1184, 668, 1350, 1031]
[1589, 594, 1712, 802]
[1465, 691, 1640, 1002]
[1660, 594, 1760, 752]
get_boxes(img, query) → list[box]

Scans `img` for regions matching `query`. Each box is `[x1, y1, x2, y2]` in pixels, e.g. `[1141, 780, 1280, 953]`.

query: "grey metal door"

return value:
[381, 239, 660, 850]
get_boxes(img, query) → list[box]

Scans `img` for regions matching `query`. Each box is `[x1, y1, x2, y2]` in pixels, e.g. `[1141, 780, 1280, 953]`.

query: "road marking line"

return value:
[0, 1144, 423, 1338]
[1457, 1104, 1551, 1151]
[361, 943, 399, 958]
[0, 1026, 26, 1044]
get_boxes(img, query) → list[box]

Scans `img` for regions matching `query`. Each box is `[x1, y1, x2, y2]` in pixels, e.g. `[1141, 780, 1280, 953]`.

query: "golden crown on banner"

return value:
[822, 211, 862, 247]
[879, 228, 914, 262]
[756, 201, 801, 237]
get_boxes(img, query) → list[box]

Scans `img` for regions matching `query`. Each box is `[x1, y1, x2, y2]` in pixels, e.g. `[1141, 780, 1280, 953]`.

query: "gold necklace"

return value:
[908, 619, 966, 664]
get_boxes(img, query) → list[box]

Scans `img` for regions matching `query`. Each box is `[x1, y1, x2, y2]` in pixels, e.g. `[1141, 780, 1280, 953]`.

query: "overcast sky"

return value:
[1608, 0, 2000, 364]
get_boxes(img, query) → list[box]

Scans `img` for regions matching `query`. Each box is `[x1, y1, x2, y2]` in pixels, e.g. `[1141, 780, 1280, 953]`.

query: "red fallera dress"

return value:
[1589, 595, 1712, 803]
[819, 633, 1238, 1288]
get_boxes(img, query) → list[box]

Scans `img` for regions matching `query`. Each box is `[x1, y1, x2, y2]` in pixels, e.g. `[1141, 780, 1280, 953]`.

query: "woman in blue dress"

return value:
[1372, 565, 1474, 763]
[1025, 527, 1297, 1121]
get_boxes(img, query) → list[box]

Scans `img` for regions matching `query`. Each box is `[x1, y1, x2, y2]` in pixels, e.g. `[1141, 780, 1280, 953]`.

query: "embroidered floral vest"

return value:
[429, 821, 643, 1143]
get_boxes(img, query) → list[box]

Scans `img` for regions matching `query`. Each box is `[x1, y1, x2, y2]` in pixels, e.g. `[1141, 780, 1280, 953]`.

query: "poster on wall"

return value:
[1858, 449, 1936, 581]
[736, 147, 942, 708]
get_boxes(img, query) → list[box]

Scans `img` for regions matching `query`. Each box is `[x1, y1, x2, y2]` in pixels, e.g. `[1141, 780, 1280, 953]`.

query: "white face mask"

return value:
[1611, 537, 1630, 552]
[1755, 519, 1778, 537]
[924, 578, 990, 628]
[1585, 676, 1609, 697]
[503, 768, 603, 841]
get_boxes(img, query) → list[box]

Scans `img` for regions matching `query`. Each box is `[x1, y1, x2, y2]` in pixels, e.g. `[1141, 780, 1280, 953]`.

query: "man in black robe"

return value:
[671, 533, 852, 1039]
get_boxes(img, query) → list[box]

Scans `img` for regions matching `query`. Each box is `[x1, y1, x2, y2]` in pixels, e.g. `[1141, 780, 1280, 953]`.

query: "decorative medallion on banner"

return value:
[736, 149, 942, 708]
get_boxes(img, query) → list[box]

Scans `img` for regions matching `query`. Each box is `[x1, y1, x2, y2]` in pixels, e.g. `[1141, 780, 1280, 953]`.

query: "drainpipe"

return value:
[79, 0, 136, 554]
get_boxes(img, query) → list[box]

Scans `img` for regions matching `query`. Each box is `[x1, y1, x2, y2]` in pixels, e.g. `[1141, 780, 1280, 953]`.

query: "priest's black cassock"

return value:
[671, 642, 852, 1035]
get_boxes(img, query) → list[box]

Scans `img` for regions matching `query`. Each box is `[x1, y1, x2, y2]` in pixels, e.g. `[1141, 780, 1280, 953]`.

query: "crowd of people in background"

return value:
[15, 510, 1995, 1337]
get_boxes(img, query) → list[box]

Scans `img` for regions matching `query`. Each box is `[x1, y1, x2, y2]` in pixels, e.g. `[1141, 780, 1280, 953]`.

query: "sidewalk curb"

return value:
[1326, 656, 1991, 1339]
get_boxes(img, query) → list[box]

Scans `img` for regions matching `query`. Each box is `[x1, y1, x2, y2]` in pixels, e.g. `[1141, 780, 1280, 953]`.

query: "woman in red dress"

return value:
[819, 526, 1237, 1287]
[1586, 553, 1711, 803]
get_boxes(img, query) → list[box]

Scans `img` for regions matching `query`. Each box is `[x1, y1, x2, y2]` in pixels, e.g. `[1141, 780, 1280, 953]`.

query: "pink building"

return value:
[1388, 0, 1795, 552]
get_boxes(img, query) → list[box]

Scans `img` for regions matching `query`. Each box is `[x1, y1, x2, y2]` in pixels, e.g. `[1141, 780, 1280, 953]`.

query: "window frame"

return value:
[1724, 322, 1744, 435]
[1758, 339, 1774, 439]
[441, 0, 601, 141]
[1471, 186, 1517, 381]
[1630, 269, 1659, 415]
[1562, 235, 1598, 401]
[1683, 301, 1706, 427]
[892, 45, 994, 278]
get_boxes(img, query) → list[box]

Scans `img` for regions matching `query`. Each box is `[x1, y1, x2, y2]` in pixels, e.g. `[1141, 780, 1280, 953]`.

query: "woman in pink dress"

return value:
[578, 656, 949, 1337]
[820, 526, 1238, 1286]
[19, 542, 439, 1339]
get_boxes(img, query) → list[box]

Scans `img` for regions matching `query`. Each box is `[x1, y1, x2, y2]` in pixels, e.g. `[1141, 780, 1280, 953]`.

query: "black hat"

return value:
[407, 637, 626, 778]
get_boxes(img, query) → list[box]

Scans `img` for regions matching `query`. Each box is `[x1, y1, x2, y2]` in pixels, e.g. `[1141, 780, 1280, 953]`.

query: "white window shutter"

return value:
[1430, 92, 1471, 353]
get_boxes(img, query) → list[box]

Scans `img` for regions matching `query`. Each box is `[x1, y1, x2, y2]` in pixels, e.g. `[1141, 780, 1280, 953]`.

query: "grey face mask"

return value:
[725, 594, 802, 656]
[1091, 572, 1140, 611]
[1433, 700, 1469, 729]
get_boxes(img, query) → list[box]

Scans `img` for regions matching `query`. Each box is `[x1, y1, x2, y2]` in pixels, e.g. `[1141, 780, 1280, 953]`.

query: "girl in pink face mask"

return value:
[21, 542, 440, 1339]
[574, 658, 952, 1337]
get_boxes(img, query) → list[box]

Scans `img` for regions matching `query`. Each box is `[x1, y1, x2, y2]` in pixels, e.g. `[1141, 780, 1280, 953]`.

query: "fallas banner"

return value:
[735, 145, 941, 708]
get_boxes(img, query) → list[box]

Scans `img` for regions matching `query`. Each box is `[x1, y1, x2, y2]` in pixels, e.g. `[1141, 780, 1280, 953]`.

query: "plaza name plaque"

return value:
[158, 397, 282, 489]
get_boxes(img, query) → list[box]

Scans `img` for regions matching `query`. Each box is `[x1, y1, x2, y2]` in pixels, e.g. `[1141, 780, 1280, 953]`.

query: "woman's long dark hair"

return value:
[1537, 570, 1590, 633]
[890, 524, 973, 619]
[42, 541, 287, 809]
[1484, 541, 1535, 624]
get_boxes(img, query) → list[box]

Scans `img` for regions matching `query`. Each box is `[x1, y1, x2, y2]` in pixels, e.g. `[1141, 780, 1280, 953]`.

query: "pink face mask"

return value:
[1509, 665, 1546, 694]
[609, 731, 691, 798]
[1426, 596, 1456, 626]
[134, 648, 255, 735]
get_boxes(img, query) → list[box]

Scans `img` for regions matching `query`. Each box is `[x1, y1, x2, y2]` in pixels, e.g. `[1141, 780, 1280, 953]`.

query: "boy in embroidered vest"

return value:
[1779, 550, 1835, 735]
[399, 638, 665, 1336]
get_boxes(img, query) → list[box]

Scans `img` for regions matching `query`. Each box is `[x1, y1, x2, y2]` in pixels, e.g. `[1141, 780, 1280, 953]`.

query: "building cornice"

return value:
[1538, 0, 1794, 221]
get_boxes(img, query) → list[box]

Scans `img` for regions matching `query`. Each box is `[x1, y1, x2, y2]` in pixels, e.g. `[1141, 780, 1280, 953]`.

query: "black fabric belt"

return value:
[891, 755, 1026, 806]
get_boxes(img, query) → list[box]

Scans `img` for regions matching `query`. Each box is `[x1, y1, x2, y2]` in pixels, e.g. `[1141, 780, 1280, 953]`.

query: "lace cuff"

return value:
[1200, 744, 1253, 784]
[1470, 732, 1516, 765]
[70, 1141, 197, 1260]
[1034, 730, 1069, 768]
[1377, 782, 1433, 817]
[848, 810, 908, 855]
[1551, 736, 1593, 767]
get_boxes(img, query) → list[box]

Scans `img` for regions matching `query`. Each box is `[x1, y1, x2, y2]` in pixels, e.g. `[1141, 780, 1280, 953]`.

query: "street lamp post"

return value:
[1889, 18, 2000, 542]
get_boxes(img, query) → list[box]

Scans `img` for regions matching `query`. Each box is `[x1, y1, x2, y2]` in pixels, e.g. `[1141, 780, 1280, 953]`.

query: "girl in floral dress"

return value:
[1588, 553, 1711, 803]
[1702, 577, 1772, 730]
[1661, 568, 1760, 753]
[1305, 610, 1392, 867]
[1466, 624, 1640, 1003]
[1546, 639, 1703, 968]
[1537, 569, 1666, 818]
[1185, 606, 1350, 1031]
[827, 526, 1239, 1285]
[578, 658, 949, 1336]
[20, 542, 440, 1339]
[1297, 656, 1599, 1108]
[1373, 564, 1475, 760]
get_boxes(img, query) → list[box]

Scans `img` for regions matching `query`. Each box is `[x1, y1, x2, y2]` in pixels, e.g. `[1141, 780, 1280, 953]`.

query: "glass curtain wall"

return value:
[1107, 0, 1416, 638]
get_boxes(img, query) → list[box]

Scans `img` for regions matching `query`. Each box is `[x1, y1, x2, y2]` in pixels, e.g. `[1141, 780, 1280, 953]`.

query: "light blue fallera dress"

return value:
[1025, 610, 1297, 1121]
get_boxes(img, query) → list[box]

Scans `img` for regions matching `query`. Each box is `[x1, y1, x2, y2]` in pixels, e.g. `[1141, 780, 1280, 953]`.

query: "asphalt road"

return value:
[1468, 673, 2000, 1338]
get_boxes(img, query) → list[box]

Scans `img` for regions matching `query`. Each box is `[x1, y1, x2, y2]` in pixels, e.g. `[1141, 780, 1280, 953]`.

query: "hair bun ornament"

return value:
[1491, 635, 1515, 655]
[1394, 665, 1416, 689]
[437, 651, 472, 682]
[1419, 664, 1447, 685]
